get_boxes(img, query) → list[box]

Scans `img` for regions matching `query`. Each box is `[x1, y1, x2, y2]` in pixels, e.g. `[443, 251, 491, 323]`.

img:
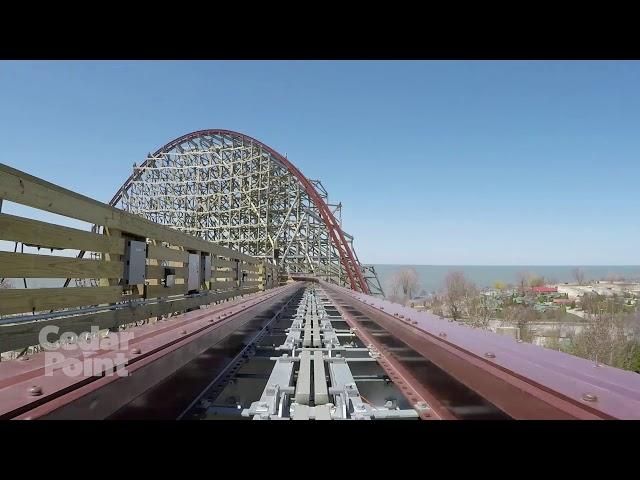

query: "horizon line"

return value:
[370, 264, 640, 267]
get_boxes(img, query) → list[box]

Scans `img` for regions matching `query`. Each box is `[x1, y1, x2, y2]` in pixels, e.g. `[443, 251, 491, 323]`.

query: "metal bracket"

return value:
[123, 239, 146, 286]
[201, 253, 211, 287]
[187, 252, 200, 291]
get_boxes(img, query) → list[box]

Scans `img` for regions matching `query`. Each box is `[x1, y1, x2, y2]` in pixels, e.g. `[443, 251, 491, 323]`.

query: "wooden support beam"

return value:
[101, 227, 123, 288]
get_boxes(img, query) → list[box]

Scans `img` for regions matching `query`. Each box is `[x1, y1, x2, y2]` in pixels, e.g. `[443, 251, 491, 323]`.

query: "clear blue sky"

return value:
[1, 60, 639, 265]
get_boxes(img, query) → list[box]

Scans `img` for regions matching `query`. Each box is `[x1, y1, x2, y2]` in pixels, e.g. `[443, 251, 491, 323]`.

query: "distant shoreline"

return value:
[373, 265, 640, 293]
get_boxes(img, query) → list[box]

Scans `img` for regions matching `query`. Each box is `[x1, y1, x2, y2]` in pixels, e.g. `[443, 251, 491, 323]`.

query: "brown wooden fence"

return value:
[0, 163, 279, 352]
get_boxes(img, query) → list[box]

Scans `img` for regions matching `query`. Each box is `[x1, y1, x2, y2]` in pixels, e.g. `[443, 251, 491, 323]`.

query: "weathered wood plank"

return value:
[0, 251, 124, 279]
[145, 284, 188, 298]
[0, 288, 260, 352]
[0, 286, 123, 316]
[210, 281, 237, 290]
[0, 213, 125, 254]
[146, 245, 188, 263]
[213, 259, 237, 269]
[211, 270, 236, 280]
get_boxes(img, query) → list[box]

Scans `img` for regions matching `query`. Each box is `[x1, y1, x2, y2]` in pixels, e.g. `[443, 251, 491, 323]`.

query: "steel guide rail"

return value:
[240, 285, 419, 420]
[176, 288, 303, 419]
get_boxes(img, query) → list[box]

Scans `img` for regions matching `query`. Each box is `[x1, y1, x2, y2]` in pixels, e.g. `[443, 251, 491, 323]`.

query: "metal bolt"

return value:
[28, 385, 42, 396]
[582, 393, 598, 402]
[131, 348, 142, 355]
[484, 352, 496, 359]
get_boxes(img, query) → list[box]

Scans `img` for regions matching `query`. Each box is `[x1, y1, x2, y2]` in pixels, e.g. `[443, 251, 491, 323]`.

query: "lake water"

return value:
[372, 265, 640, 294]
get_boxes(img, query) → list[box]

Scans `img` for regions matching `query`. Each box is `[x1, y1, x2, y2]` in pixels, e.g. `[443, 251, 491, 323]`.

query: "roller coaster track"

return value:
[1, 133, 640, 420]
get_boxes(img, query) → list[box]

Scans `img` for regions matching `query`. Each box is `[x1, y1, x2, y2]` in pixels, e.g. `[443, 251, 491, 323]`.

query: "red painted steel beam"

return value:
[109, 130, 370, 294]
[0, 283, 302, 420]
[320, 281, 640, 420]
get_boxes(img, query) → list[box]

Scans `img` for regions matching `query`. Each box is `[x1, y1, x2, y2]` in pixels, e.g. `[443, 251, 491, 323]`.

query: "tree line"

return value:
[387, 267, 640, 373]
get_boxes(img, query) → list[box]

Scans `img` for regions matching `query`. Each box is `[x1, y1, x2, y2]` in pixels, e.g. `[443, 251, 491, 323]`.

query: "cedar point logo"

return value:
[39, 326, 134, 377]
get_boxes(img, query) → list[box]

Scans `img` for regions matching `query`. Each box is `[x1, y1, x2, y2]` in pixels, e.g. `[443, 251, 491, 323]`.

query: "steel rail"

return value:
[176, 288, 301, 420]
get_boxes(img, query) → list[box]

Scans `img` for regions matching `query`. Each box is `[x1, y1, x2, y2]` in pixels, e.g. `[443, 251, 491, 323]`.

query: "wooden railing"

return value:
[0, 163, 279, 352]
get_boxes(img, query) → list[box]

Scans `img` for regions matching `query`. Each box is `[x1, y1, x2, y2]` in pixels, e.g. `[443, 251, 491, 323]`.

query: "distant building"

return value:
[552, 298, 574, 305]
[558, 282, 640, 299]
[530, 286, 558, 294]
[557, 285, 588, 299]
